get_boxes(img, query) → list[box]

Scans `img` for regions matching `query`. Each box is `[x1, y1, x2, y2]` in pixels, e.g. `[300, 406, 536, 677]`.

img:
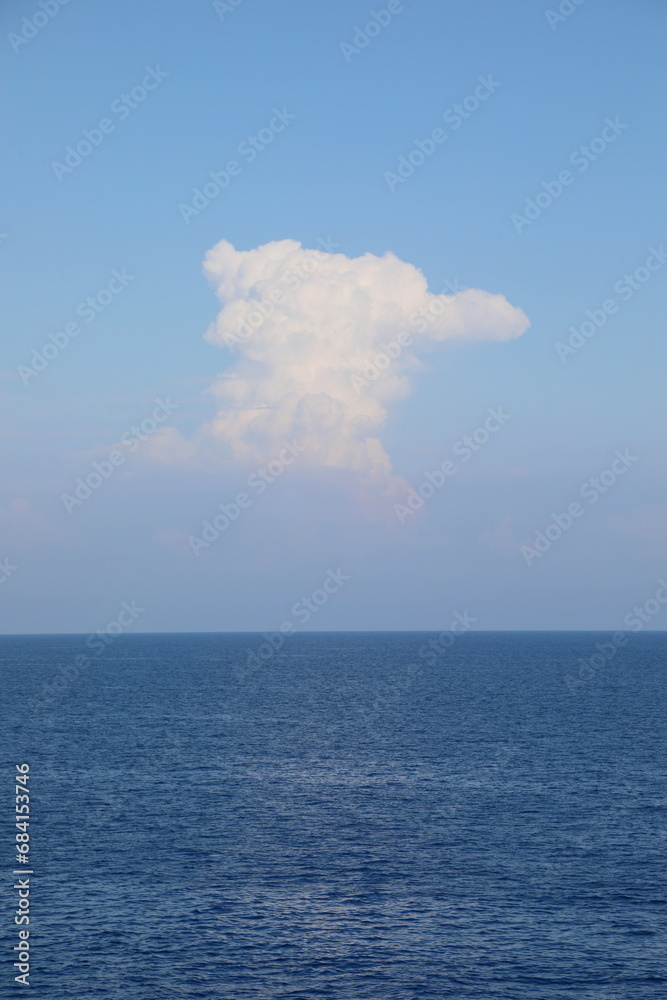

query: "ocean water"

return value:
[1, 631, 666, 999]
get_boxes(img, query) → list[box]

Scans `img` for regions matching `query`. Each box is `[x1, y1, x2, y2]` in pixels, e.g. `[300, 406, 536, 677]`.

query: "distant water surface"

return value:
[1, 631, 665, 998]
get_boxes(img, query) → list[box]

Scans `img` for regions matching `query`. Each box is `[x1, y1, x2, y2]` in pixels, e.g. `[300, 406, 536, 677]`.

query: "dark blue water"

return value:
[1, 632, 666, 998]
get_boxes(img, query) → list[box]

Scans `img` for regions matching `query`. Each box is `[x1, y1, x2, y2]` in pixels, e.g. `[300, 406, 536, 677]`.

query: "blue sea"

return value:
[1, 631, 666, 998]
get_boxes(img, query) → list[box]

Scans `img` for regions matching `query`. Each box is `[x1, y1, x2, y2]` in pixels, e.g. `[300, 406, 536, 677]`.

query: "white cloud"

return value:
[171, 239, 529, 484]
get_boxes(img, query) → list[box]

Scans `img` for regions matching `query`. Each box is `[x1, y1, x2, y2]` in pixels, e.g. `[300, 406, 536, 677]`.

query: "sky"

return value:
[1, 0, 666, 634]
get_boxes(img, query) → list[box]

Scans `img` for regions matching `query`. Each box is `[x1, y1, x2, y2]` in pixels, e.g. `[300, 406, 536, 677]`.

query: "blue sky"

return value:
[1, 0, 666, 633]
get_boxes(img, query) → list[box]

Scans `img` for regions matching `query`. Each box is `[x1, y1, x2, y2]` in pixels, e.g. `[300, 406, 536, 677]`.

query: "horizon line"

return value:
[2, 628, 667, 638]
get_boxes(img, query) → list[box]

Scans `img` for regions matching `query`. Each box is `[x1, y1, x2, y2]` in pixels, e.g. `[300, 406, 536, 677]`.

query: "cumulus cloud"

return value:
[176, 239, 529, 483]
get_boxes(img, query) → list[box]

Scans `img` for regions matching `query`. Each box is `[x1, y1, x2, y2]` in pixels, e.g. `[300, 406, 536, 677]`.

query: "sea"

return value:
[1, 631, 665, 999]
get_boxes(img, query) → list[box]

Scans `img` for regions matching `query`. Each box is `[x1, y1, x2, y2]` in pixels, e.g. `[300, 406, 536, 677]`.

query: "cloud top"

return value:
[193, 239, 529, 480]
